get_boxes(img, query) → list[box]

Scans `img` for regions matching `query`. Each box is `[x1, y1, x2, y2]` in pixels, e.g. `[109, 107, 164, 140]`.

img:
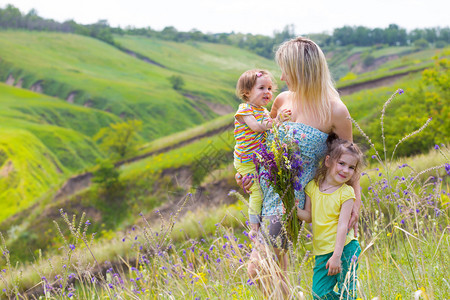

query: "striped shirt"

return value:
[234, 103, 269, 163]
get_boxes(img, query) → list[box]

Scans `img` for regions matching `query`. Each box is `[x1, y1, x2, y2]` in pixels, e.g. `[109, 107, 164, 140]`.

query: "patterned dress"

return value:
[260, 122, 329, 216]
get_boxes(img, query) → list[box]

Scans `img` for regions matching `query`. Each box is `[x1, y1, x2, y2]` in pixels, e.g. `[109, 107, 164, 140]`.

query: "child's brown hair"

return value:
[315, 133, 364, 186]
[235, 69, 277, 102]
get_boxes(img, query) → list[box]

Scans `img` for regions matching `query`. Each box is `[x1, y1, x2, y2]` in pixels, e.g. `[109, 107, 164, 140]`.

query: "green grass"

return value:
[137, 112, 233, 155]
[336, 47, 449, 88]
[0, 83, 123, 222]
[0, 31, 279, 140]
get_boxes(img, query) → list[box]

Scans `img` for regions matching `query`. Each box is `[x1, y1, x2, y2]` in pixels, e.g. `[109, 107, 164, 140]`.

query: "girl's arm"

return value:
[326, 199, 354, 276]
[239, 114, 272, 132]
[331, 101, 361, 236]
[296, 194, 312, 223]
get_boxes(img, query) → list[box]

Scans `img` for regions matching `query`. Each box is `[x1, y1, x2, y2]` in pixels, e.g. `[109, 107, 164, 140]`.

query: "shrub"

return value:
[168, 75, 185, 90]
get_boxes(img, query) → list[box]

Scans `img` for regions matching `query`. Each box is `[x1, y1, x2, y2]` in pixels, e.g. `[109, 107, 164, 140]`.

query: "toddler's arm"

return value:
[241, 115, 272, 132]
[326, 199, 354, 276]
[296, 194, 312, 223]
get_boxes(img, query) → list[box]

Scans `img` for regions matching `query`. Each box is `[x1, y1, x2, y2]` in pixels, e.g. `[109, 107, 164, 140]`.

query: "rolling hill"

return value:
[0, 29, 448, 265]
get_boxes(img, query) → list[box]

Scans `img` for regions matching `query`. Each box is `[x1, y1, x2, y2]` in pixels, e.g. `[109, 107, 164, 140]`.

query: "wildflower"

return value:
[216, 258, 221, 263]
[69, 244, 75, 251]
[434, 144, 440, 150]
[85, 220, 91, 226]
[227, 190, 236, 196]
[247, 278, 254, 286]
[67, 292, 74, 298]
[398, 88, 404, 94]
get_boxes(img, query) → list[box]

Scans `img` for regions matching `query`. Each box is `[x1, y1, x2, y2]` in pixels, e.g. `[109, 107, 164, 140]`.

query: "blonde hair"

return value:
[236, 69, 277, 102]
[275, 37, 339, 123]
[315, 133, 364, 186]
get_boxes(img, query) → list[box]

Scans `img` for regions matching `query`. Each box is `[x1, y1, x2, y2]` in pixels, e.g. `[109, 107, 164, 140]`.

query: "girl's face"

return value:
[325, 153, 358, 186]
[247, 76, 273, 107]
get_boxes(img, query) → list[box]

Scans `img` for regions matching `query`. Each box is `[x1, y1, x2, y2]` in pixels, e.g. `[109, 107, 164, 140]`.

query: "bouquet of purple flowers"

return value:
[253, 123, 304, 246]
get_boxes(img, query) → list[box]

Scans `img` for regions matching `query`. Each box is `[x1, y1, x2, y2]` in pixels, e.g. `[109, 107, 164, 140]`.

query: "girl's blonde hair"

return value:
[275, 37, 339, 124]
[315, 133, 364, 186]
[236, 69, 277, 102]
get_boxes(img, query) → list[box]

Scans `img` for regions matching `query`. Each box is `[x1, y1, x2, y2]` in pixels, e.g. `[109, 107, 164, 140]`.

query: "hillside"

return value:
[0, 83, 120, 220]
[0, 31, 279, 140]
[0, 29, 448, 265]
[0, 30, 278, 221]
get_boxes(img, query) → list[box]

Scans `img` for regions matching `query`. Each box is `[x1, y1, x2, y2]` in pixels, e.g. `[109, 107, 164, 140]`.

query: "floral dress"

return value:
[260, 122, 329, 216]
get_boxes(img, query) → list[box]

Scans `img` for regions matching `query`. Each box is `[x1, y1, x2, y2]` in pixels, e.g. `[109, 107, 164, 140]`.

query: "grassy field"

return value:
[336, 47, 449, 88]
[0, 83, 121, 221]
[0, 31, 449, 299]
[0, 31, 279, 140]
[0, 142, 448, 299]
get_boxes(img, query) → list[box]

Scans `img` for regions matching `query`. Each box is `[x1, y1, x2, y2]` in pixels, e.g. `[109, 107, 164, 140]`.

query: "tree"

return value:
[168, 75, 185, 90]
[413, 38, 429, 50]
[92, 159, 120, 190]
[94, 120, 143, 159]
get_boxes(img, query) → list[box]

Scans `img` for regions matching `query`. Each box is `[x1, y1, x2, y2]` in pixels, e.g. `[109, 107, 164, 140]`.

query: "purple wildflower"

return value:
[69, 244, 75, 251]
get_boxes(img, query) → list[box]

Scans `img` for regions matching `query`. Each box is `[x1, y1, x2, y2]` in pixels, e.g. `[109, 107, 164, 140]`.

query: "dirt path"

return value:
[337, 68, 425, 96]
[53, 123, 233, 201]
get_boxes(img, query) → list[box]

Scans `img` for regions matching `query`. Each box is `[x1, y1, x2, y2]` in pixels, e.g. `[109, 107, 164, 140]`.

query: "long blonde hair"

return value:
[275, 37, 339, 123]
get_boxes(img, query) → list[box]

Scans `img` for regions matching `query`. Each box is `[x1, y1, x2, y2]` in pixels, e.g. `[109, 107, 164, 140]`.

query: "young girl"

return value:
[297, 134, 363, 299]
[234, 69, 289, 233]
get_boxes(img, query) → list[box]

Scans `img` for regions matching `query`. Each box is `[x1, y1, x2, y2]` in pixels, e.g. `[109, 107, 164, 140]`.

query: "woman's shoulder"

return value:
[329, 98, 352, 140]
[330, 98, 349, 119]
[273, 91, 290, 106]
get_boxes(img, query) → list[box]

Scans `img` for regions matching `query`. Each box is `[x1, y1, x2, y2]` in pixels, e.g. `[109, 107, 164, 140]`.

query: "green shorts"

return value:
[312, 240, 361, 300]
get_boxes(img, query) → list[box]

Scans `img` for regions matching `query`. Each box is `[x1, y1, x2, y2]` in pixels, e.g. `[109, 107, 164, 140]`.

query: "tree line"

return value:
[1, 4, 448, 59]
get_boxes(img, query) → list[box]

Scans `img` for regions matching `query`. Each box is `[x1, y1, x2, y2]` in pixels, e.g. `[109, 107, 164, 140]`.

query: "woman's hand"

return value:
[348, 204, 360, 237]
[235, 173, 254, 194]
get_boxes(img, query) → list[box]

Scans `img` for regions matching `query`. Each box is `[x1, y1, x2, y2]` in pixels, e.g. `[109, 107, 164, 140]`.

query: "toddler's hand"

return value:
[265, 118, 273, 129]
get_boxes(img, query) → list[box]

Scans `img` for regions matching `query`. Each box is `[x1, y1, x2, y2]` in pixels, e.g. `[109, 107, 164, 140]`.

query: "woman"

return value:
[237, 37, 361, 281]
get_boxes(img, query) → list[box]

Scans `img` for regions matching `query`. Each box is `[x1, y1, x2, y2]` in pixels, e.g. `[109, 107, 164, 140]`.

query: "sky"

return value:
[2, 0, 449, 36]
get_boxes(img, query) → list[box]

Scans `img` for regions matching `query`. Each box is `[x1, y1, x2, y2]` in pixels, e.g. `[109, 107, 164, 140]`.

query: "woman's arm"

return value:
[296, 194, 312, 223]
[331, 101, 361, 236]
[326, 199, 354, 276]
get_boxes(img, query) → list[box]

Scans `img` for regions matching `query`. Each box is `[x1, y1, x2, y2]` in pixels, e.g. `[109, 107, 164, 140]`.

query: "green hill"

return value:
[0, 83, 120, 220]
[0, 30, 279, 220]
[0, 30, 279, 140]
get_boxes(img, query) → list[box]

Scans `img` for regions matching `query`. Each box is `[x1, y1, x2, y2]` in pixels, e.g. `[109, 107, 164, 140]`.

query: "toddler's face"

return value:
[247, 76, 273, 107]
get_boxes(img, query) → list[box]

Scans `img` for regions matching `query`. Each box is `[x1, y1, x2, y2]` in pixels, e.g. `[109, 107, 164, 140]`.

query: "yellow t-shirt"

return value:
[305, 180, 356, 256]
